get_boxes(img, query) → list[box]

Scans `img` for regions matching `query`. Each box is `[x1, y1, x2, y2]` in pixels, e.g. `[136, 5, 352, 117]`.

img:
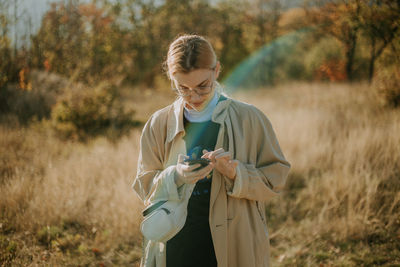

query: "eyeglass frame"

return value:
[171, 68, 217, 97]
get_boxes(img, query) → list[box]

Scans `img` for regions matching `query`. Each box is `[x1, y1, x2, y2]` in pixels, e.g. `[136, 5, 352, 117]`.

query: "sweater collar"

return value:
[167, 92, 232, 143]
[183, 90, 219, 122]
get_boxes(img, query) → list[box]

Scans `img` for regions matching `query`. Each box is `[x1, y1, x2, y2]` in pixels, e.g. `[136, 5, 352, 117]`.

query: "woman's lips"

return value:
[185, 99, 206, 110]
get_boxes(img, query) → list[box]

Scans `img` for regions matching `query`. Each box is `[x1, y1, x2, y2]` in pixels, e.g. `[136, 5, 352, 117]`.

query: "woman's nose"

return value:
[188, 92, 202, 101]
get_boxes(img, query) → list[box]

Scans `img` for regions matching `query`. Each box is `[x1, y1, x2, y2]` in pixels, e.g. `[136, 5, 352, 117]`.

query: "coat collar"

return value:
[166, 93, 232, 143]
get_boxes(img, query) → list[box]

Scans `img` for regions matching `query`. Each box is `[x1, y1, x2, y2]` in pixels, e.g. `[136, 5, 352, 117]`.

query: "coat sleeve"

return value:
[225, 106, 291, 201]
[132, 114, 182, 206]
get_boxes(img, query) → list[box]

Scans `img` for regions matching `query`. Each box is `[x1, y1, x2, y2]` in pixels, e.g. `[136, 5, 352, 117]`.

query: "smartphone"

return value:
[184, 158, 211, 170]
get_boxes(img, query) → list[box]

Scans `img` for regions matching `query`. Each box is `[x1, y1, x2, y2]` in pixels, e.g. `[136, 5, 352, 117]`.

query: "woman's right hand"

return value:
[175, 154, 214, 187]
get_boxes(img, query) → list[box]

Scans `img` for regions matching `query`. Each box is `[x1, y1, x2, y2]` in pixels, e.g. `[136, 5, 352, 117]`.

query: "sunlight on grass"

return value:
[1, 82, 399, 266]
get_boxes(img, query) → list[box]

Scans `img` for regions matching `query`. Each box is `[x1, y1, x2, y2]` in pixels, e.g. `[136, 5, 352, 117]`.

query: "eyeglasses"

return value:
[171, 73, 215, 97]
[173, 83, 214, 97]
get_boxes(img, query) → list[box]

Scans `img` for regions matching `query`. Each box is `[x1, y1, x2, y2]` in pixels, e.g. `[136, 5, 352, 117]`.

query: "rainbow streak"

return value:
[222, 28, 313, 93]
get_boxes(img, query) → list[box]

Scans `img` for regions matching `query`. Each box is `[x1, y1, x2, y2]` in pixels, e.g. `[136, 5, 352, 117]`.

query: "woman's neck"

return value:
[184, 91, 219, 122]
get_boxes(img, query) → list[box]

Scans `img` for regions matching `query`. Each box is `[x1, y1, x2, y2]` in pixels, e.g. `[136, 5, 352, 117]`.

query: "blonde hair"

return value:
[164, 34, 217, 79]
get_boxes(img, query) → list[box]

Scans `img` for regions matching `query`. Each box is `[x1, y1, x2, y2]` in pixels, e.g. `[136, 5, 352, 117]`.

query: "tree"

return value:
[0, 0, 12, 88]
[247, 0, 282, 47]
[123, 0, 219, 87]
[214, 1, 249, 79]
[359, 0, 400, 82]
[31, 0, 127, 84]
[308, 0, 362, 81]
[31, 1, 87, 77]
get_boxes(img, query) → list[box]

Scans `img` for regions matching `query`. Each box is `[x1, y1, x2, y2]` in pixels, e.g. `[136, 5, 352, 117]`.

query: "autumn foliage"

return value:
[30, 2, 123, 83]
[0, 0, 398, 91]
[315, 59, 347, 81]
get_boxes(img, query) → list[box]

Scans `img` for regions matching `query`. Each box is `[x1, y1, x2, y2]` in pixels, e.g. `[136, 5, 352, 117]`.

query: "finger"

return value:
[182, 163, 212, 181]
[215, 152, 231, 160]
[214, 148, 225, 153]
[177, 154, 188, 164]
[201, 151, 212, 159]
[185, 165, 213, 183]
[206, 148, 225, 160]
[210, 148, 225, 156]
[191, 163, 214, 178]
[181, 163, 202, 172]
[190, 164, 212, 178]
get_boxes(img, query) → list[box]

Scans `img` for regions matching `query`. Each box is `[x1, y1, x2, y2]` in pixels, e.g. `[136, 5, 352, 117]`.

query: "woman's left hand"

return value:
[202, 148, 238, 180]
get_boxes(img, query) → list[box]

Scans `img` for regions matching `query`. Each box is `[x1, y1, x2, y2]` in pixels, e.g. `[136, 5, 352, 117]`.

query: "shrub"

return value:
[0, 70, 68, 124]
[3, 85, 55, 124]
[51, 82, 138, 140]
[37, 226, 63, 247]
[0, 235, 17, 263]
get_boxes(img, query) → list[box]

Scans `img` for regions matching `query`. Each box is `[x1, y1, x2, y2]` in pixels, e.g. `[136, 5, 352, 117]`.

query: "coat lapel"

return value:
[166, 98, 185, 143]
[209, 96, 231, 212]
[209, 96, 232, 267]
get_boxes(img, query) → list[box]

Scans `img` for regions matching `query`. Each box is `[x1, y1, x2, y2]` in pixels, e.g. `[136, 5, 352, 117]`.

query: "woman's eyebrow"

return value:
[179, 78, 209, 88]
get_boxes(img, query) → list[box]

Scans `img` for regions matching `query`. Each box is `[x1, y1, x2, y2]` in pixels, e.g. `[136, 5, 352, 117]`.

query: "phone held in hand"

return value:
[185, 146, 211, 171]
[184, 158, 211, 167]
[184, 158, 211, 171]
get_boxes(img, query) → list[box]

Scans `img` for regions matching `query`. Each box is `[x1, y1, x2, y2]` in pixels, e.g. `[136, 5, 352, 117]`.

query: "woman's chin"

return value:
[193, 103, 205, 110]
[186, 102, 205, 111]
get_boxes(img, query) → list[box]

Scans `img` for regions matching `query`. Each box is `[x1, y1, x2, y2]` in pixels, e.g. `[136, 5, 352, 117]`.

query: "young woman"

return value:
[133, 34, 290, 267]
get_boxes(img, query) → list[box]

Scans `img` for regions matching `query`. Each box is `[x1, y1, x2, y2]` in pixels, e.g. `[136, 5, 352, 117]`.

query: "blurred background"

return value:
[1, 0, 399, 266]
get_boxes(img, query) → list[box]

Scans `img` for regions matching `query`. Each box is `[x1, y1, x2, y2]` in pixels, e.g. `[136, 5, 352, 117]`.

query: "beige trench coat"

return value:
[133, 95, 290, 267]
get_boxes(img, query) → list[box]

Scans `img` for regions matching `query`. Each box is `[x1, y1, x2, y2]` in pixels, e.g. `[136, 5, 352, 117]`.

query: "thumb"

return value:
[177, 154, 188, 164]
[230, 160, 239, 168]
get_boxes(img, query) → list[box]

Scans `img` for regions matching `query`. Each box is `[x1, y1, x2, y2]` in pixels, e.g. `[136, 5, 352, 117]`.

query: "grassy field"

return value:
[1, 82, 399, 266]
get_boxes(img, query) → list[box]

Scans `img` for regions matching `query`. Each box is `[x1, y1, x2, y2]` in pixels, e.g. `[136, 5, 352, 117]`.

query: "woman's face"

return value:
[172, 62, 220, 112]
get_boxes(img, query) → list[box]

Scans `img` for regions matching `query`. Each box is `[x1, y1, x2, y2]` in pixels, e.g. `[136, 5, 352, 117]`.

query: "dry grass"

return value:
[235, 82, 400, 265]
[1, 82, 399, 266]
[0, 126, 143, 265]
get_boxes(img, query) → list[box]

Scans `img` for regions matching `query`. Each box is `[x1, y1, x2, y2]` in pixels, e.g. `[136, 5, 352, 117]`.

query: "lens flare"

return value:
[222, 28, 312, 94]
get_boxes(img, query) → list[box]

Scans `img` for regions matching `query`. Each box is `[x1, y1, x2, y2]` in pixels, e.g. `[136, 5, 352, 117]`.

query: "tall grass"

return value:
[236, 82, 400, 265]
[1, 82, 399, 266]
[1, 128, 143, 234]
[0, 126, 143, 265]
